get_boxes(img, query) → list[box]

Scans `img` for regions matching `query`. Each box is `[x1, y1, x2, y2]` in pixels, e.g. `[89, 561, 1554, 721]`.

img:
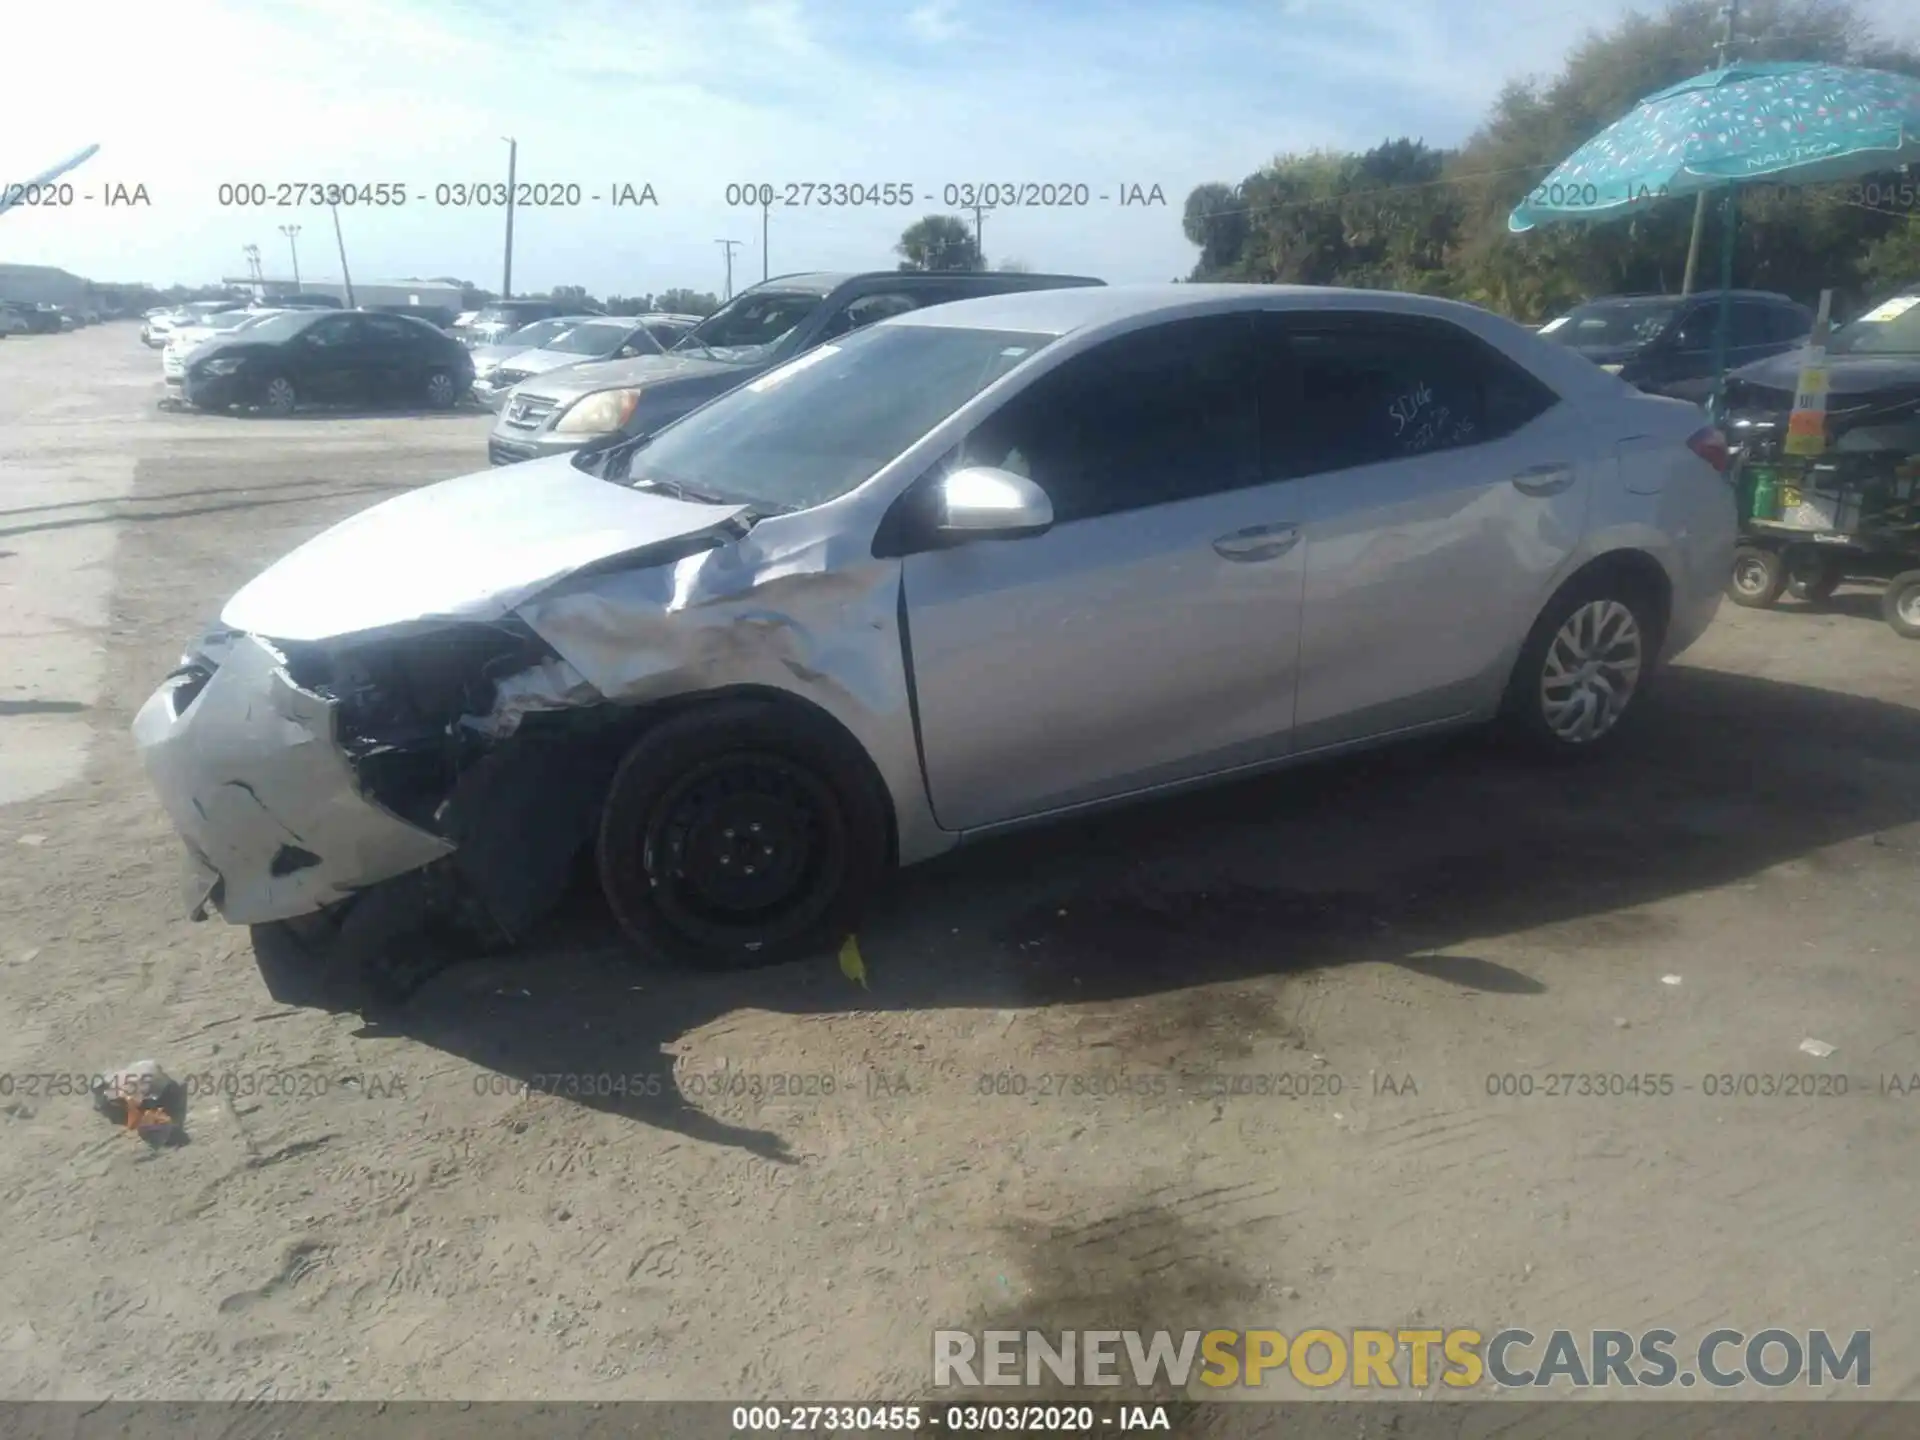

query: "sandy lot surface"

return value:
[1, 327, 1917, 1410]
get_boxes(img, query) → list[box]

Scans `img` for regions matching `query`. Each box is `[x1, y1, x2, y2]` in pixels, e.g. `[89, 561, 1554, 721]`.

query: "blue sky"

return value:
[3, 0, 1916, 297]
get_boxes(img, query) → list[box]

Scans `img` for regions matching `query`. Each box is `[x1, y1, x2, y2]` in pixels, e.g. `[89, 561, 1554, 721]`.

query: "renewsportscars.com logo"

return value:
[932, 1328, 1871, 1392]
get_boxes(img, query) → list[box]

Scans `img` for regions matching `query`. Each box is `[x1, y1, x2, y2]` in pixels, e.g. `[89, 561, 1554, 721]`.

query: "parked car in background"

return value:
[467, 315, 599, 402]
[489, 270, 1106, 465]
[145, 300, 248, 347]
[1540, 290, 1812, 404]
[163, 309, 286, 388]
[179, 308, 475, 416]
[464, 298, 598, 348]
[136, 284, 1735, 972]
[259, 294, 345, 310]
[0, 306, 29, 337]
[470, 315, 699, 411]
[365, 303, 458, 332]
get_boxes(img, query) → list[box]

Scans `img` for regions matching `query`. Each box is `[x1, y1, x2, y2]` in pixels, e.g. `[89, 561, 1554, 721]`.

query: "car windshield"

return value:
[1550, 299, 1681, 348]
[502, 318, 575, 349]
[1829, 293, 1920, 356]
[668, 290, 824, 362]
[618, 322, 1055, 512]
[228, 310, 320, 344]
[478, 306, 543, 325]
[545, 320, 633, 356]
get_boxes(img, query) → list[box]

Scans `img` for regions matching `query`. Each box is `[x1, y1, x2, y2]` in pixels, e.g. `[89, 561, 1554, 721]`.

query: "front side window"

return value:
[302, 316, 359, 348]
[957, 314, 1259, 524]
[620, 322, 1055, 512]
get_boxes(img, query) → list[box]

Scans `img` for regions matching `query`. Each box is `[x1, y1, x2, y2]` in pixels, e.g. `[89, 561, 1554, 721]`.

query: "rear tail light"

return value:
[1687, 425, 1731, 474]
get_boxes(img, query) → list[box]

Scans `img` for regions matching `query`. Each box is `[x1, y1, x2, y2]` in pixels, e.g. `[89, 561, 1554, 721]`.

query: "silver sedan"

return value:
[133, 284, 1734, 973]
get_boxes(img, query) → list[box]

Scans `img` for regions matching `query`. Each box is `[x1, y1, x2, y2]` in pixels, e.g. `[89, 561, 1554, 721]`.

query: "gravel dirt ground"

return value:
[1, 326, 1917, 1407]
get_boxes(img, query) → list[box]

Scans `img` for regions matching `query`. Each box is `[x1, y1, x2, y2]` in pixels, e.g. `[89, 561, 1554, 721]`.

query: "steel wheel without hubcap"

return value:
[641, 753, 844, 950]
[1539, 599, 1643, 744]
[1732, 553, 1774, 599]
[262, 376, 297, 415]
[424, 371, 456, 408]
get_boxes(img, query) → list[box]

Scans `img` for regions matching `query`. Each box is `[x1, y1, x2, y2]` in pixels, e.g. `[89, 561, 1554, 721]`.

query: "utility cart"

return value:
[1723, 410, 1920, 639]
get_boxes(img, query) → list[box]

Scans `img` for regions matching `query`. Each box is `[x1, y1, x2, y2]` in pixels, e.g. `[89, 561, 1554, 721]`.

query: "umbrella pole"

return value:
[1707, 183, 1739, 425]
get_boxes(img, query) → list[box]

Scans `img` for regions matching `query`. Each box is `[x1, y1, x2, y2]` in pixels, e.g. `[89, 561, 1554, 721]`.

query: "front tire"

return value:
[1883, 570, 1920, 640]
[1727, 544, 1786, 608]
[260, 373, 298, 416]
[1501, 574, 1655, 757]
[595, 701, 889, 970]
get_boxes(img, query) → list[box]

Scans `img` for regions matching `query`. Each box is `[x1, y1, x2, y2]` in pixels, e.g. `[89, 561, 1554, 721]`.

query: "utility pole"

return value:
[1681, 0, 1740, 295]
[242, 244, 261, 288]
[761, 195, 771, 282]
[501, 136, 518, 298]
[330, 201, 356, 308]
[969, 203, 990, 269]
[278, 224, 302, 289]
[716, 238, 742, 299]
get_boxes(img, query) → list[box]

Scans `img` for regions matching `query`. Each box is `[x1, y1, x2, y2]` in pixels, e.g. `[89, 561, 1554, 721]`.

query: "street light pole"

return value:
[1681, 0, 1740, 295]
[279, 224, 302, 289]
[716, 238, 742, 299]
[761, 196, 770, 282]
[330, 202, 356, 309]
[501, 137, 518, 299]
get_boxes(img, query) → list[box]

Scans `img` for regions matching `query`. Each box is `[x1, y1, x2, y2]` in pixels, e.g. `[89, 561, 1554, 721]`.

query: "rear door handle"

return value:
[1511, 463, 1576, 496]
[1213, 522, 1300, 563]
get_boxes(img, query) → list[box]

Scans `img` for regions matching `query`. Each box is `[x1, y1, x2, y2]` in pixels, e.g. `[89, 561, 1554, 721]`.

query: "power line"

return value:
[718, 237, 744, 299]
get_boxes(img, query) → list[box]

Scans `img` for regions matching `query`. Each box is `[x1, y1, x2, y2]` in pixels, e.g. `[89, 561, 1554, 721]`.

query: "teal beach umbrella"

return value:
[1507, 62, 1920, 414]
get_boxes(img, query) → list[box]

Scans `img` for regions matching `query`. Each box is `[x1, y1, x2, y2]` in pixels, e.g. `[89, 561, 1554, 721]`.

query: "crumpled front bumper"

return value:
[131, 634, 454, 925]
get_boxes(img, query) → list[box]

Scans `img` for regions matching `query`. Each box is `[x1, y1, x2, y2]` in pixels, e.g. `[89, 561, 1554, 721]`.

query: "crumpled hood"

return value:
[221, 455, 749, 643]
[517, 350, 747, 402]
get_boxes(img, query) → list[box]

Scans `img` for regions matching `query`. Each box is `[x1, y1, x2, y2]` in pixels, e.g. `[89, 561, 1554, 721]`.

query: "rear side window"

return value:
[1257, 313, 1558, 479]
[1770, 305, 1814, 343]
[1729, 302, 1775, 347]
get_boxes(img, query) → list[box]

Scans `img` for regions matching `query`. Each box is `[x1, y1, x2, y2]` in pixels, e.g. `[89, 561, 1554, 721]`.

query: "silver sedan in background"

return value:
[134, 284, 1733, 979]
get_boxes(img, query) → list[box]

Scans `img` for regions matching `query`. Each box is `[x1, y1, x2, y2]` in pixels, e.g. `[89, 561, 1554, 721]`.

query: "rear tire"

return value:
[1500, 572, 1656, 758]
[1727, 544, 1786, 608]
[596, 701, 889, 970]
[423, 368, 459, 410]
[1785, 552, 1842, 604]
[1883, 570, 1920, 640]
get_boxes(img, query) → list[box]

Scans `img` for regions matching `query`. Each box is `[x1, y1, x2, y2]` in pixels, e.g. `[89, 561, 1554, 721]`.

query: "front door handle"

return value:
[1213, 522, 1300, 563]
[1511, 463, 1576, 497]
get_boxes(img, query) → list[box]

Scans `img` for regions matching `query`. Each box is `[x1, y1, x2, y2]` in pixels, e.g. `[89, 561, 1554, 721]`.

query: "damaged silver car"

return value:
[134, 284, 1733, 970]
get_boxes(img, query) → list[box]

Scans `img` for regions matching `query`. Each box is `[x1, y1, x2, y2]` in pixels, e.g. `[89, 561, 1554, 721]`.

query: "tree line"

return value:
[1181, 0, 1920, 322]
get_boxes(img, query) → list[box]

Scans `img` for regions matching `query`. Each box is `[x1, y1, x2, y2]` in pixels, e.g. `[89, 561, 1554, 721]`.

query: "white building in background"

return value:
[223, 276, 465, 314]
[0, 263, 89, 308]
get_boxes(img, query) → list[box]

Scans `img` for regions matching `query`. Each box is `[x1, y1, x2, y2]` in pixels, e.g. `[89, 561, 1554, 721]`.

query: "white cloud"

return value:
[907, 3, 964, 43]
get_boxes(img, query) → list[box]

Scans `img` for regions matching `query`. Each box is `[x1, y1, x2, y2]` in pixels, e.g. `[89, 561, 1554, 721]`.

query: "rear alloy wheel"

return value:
[596, 702, 888, 969]
[1727, 544, 1786, 608]
[1502, 576, 1653, 756]
[423, 369, 458, 409]
[1883, 570, 1920, 640]
[260, 374, 298, 416]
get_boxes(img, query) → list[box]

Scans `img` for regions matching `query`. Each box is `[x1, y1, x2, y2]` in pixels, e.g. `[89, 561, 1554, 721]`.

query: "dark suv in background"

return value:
[486, 269, 1105, 466]
[1540, 290, 1813, 404]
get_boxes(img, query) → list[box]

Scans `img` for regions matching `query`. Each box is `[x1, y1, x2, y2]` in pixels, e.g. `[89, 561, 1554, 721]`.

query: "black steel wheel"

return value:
[596, 701, 889, 969]
[1784, 552, 1843, 604]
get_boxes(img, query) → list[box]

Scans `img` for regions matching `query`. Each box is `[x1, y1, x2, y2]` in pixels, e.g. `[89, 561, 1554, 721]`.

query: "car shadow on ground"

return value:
[253, 666, 1920, 1159]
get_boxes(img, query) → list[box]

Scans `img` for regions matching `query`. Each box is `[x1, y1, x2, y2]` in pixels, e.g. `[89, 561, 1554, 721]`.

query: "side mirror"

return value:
[936, 466, 1054, 538]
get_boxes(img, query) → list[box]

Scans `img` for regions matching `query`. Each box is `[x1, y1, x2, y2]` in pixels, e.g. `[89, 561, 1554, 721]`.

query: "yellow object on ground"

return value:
[837, 935, 869, 989]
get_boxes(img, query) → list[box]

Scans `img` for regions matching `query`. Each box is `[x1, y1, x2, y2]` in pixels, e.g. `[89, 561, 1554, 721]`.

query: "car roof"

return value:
[890, 282, 1532, 337]
[1580, 290, 1800, 304]
[748, 270, 1102, 298]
